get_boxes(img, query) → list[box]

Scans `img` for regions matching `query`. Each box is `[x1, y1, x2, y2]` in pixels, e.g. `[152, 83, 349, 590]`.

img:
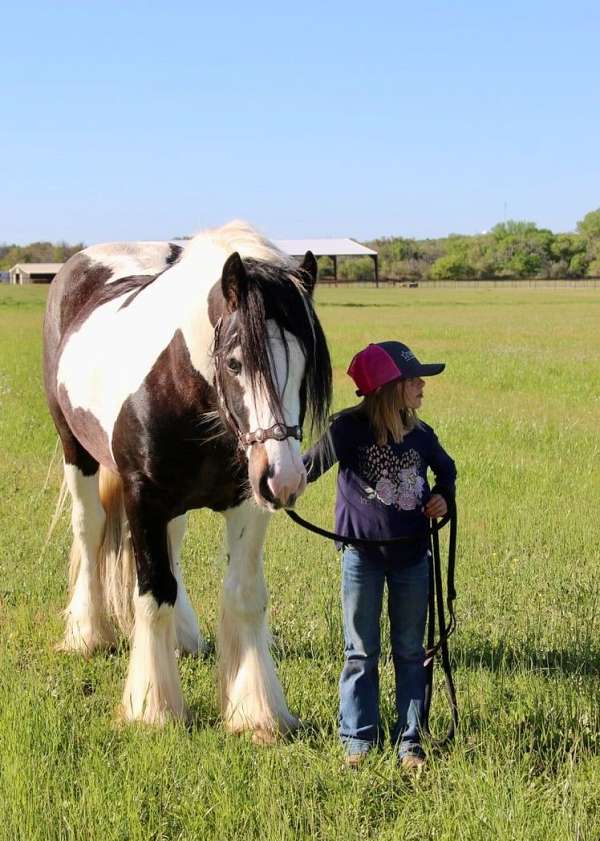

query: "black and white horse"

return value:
[43, 221, 331, 738]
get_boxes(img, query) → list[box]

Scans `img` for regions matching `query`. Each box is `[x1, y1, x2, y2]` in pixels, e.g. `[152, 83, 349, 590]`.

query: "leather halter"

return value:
[213, 317, 304, 450]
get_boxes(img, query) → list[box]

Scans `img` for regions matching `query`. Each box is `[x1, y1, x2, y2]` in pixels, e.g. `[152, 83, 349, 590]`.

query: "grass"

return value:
[1, 283, 599, 840]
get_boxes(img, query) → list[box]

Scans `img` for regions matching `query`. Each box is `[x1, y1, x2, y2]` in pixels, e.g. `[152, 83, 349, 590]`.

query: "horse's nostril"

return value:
[259, 470, 275, 506]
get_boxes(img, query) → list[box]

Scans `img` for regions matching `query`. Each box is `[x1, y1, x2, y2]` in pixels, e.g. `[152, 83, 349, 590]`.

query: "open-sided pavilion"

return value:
[275, 238, 378, 285]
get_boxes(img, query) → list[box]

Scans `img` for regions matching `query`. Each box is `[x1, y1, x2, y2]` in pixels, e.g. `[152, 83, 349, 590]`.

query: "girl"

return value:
[303, 341, 456, 770]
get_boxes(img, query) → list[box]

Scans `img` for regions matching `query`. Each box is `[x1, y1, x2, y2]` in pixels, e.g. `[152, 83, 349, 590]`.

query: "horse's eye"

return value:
[227, 358, 242, 375]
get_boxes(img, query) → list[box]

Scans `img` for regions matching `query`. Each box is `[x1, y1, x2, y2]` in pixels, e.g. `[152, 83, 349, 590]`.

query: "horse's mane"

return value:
[183, 220, 293, 269]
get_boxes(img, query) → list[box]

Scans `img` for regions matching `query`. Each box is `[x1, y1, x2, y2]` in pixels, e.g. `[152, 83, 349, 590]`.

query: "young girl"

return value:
[303, 341, 456, 770]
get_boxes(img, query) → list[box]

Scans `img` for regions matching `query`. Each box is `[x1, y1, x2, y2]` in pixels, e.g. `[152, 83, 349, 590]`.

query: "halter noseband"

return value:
[213, 317, 304, 450]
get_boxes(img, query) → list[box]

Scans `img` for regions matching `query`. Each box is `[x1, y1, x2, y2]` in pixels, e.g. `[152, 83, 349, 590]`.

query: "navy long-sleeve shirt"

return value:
[303, 409, 457, 564]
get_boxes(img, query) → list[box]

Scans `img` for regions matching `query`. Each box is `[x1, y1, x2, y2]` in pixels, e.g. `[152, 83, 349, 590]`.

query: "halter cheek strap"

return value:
[213, 318, 304, 450]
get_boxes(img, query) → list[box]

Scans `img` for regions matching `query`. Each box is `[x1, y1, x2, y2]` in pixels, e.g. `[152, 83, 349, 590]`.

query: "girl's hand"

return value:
[423, 494, 447, 519]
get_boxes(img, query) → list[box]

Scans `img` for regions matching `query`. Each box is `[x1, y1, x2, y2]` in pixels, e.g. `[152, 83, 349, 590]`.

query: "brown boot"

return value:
[400, 752, 426, 772]
[344, 752, 369, 770]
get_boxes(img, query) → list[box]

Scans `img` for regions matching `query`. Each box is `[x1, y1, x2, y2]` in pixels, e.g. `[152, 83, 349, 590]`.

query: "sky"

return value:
[2, 0, 599, 245]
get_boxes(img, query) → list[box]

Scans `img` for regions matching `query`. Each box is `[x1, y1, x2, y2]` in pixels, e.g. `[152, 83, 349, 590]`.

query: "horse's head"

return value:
[213, 250, 331, 511]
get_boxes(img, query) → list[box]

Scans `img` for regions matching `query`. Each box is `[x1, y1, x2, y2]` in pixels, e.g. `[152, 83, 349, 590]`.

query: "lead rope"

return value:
[423, 499, 458, 747]
[285, 504, 458, 747]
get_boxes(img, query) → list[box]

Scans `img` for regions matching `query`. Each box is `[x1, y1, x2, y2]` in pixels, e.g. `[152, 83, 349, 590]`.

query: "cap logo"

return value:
[399, 350, 416, 361]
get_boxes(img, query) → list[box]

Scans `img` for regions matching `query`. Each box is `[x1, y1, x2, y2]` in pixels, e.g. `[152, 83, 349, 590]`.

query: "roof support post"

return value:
[373, 255, 379, 288]
[332, 255, 338, 287]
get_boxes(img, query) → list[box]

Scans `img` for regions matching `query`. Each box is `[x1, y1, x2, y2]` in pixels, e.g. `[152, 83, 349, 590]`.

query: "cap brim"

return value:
[415, 363, 445, 377]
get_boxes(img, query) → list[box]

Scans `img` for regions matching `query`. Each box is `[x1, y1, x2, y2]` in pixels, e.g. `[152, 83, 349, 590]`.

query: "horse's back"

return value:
[45, 241, 183, 345]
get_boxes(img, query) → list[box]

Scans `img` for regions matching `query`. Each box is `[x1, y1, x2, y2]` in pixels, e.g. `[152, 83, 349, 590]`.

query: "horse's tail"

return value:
[97, 467, 136, 636]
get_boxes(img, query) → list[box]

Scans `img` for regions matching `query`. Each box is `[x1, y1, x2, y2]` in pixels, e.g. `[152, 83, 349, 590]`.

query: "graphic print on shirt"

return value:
[356, 445, 426, 511]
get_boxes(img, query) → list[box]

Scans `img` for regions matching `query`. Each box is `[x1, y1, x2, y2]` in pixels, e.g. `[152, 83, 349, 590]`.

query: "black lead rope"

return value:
[423, 503, 458, 747]
[285, 503, 458, 747]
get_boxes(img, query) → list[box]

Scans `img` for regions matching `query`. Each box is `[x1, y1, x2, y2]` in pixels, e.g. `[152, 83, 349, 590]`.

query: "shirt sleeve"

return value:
[428, 429, 457, 503]
[302, 416, 349, 483]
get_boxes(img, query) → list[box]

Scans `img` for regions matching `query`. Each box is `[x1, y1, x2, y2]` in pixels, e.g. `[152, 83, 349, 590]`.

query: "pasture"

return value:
[1, 283, 599, 840]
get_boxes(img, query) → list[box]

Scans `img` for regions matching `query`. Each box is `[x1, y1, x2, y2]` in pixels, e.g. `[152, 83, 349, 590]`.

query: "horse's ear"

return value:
[221, 252, 247, 312]
[299, 251, 318, 297]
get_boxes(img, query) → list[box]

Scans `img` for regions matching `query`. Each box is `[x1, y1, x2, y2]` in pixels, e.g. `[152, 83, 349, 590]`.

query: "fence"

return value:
[318, 275, 600, 289]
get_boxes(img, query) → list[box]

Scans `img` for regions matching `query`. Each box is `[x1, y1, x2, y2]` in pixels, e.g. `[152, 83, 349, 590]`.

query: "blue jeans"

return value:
[339, 546, 429, 758]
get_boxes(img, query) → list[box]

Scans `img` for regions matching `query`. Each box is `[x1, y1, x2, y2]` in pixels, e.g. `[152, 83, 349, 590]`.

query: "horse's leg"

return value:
[218, 500, 298, 742]
[50, 402, 116, 655]
[167, 514, 207, 656]
[121, 486, 186, 724]
[59, 463, 116, 653]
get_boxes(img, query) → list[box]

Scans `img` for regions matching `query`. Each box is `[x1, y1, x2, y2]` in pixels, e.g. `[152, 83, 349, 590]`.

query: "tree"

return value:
[577, 209, 600, 240]
[430, 253, 474, 279]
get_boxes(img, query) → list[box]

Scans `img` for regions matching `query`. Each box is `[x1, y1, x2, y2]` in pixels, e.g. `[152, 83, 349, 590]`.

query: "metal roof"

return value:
[274, 238, 377, 257]
[10, 263, 64, 273]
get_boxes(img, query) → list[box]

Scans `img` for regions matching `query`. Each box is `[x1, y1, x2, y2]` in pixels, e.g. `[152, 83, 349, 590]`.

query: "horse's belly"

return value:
[57, 379, 117, 469]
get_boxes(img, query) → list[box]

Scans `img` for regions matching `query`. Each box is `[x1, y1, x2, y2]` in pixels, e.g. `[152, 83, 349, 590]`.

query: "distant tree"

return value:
[491, 220, 539, 238]
[430, 253, 475, 279]
[317, 256, 333, 278]
[568, 252, 590, 277]
[0, 241, 84, 271]
[488, 220, 554, 276]
[577, 208, 600, 240]
[338, 257, 374, 281]
[549, 234, 588, 277]
[575, 209, 600, 276]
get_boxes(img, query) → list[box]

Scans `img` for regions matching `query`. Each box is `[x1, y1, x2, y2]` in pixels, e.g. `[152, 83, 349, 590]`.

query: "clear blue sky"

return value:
[2, 0, 599, 244]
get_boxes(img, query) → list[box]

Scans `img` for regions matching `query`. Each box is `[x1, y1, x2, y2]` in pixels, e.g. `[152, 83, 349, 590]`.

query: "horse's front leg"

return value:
[168, 514, 207, 656]
[218, 500, 298, 742]
[120, 483, 186, 724]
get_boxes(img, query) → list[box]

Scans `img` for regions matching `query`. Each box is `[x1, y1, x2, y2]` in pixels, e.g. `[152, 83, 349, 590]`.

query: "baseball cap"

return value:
[347, 341, 445, 396]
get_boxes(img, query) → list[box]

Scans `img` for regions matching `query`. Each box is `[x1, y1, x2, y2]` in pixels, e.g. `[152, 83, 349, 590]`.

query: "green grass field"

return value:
[1, 284, 599, 840]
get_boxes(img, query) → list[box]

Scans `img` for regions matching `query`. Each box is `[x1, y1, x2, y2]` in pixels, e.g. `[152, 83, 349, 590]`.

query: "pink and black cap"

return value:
[347, 341, 445, 396]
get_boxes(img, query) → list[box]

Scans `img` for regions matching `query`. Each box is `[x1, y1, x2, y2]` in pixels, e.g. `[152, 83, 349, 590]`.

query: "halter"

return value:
[213, 317, 304, 451]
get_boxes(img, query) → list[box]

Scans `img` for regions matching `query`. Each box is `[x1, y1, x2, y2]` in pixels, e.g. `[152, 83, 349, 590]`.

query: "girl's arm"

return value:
[302, 415, 349, 483]
[302, 435, 338, 483]
[428, 431, 457, 506]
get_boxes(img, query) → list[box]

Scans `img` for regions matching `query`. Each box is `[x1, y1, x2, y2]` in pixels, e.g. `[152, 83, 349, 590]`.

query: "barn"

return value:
[9, 263, 64, 285]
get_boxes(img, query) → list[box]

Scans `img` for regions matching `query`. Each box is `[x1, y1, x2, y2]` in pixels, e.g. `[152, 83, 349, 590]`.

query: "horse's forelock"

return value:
[216, 259, 331, 434]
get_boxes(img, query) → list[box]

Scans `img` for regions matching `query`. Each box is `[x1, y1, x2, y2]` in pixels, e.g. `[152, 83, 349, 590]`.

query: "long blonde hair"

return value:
[361, 380, 418, 445]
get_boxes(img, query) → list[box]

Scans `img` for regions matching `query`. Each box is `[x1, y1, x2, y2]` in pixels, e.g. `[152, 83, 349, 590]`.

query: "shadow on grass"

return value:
[453, 637, 600, 676]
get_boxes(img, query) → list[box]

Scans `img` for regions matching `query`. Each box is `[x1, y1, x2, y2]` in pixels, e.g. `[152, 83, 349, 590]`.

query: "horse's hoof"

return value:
[116, 703, 190, 727]
[55, 627, 116, 658]
[251, 715, 301, 745]
[251, 728, 278, 746]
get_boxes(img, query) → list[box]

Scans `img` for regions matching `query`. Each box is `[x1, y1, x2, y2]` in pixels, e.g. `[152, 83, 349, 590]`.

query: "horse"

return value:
[43, 221, 332, 739]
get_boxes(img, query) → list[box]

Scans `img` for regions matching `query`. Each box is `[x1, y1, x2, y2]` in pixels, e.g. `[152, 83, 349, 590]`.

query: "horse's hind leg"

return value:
[218, 500, 299, 743]
[120, 484, 186, 724]
[168, 514, 207, 656]
[59, 458, 116, 655]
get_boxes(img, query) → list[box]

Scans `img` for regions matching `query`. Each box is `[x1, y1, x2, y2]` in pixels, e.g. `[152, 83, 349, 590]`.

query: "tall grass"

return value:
[1, 284, 599, 840]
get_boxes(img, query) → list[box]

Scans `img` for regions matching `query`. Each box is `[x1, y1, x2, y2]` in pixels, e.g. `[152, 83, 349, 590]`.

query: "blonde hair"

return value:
[361, 380, 419, 445]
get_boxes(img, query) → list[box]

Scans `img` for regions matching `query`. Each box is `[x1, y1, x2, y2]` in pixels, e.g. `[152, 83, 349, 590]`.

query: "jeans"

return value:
[339, 545, 429, 758]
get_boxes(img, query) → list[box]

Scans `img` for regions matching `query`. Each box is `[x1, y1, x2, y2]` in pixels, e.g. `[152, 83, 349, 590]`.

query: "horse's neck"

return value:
[172, 241, 230, 378]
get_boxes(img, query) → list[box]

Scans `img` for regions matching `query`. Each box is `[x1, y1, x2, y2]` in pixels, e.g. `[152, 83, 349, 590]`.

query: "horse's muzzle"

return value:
[256, 465, 305, 511]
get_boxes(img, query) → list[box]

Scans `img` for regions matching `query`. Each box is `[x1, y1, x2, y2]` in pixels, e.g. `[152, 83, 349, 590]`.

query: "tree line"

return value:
[0, 241, 84, 271]
[327, 208, 600, 281]
[2, 208, 600, 280]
